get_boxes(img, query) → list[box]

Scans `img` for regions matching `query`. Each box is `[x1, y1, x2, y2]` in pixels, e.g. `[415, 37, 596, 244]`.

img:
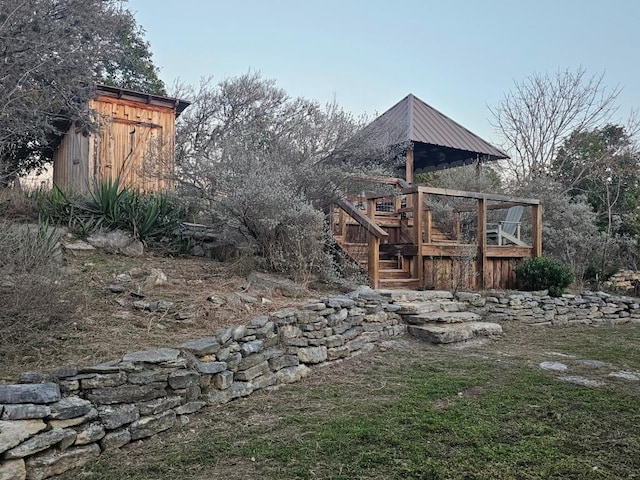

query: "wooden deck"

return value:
[332, 185, 541, 290]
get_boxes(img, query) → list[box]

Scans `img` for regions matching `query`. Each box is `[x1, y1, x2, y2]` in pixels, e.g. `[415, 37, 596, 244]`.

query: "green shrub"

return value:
[36, 178, 187, 243]
[515, 257, 575, 297]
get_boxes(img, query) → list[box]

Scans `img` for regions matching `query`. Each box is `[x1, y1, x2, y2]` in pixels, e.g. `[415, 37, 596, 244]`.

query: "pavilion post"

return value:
[477, 198, 487, 289]
[405, 148, 414, 184]
[532, 204, 543, 257]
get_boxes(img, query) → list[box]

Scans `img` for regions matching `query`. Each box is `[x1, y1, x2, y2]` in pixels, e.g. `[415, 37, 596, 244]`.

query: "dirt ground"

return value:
[1, 250, 330, 382]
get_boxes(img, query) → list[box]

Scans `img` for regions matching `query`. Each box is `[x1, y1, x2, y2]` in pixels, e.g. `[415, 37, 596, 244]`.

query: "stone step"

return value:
[395, 301, 469, 315]
[408, 322, 503, 344]
[377, 289, 454, 301]
[405, 310, 481, 325]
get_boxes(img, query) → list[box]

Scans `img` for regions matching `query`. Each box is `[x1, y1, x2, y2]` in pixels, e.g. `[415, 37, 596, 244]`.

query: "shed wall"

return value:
[53, 95, 176, 193]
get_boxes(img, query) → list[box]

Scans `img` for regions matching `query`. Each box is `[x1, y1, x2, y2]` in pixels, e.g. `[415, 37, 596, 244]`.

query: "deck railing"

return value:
[333, 183, 542, 290]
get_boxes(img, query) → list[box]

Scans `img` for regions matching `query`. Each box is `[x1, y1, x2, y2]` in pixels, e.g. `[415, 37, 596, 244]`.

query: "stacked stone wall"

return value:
[466, 290, 640, 326]
[0, 289, 404, 480]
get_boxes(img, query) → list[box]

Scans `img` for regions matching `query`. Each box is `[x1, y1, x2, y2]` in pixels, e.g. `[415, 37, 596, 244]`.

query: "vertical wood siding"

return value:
[53, 96, 176, 193]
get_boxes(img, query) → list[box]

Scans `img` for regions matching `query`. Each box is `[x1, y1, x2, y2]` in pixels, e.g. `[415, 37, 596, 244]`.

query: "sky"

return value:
[127, 0, 640, 144]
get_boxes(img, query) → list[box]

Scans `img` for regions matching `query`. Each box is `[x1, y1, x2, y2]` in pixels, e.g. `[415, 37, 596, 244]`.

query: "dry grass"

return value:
[0, 250, 325, 382]
[63, 326, 640, 479]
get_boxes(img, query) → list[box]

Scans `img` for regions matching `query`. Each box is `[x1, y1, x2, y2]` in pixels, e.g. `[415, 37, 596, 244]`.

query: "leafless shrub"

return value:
[0, 222, 76, 360]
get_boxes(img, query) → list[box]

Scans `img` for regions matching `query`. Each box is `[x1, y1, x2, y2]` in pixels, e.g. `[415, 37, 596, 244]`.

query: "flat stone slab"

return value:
[575, 359, 610, 368]
[405, 311, 481, 325]
[607, 371, 639, 381]
[179, 337, 220, 356]
[408, 322, 502, 344]
[0, 384, 60, 405]
[539, 362, 568, 372]
[122, 348, 181, 364]
[557, 375, 604, 387]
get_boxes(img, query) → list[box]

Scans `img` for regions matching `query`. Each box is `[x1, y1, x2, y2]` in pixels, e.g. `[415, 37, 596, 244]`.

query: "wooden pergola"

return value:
[332, 93, 541, 290]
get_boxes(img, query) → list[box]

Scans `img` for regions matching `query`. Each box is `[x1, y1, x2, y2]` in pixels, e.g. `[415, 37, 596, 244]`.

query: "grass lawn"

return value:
[67, 323, 640, 480]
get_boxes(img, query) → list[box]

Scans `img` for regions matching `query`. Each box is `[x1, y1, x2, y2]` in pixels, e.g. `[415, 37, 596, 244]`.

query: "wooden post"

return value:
[424, 209, 432, 244]
[368, 233, 380, 289]
[413, 191, 424, 284]
[477, 198, 487, 289]
[366, 198, 379, 288]
[454, 211, 461, 242]
[532, 204, 543, 257]
[339, 206, 346, 238]
[405, 148, 414, 184]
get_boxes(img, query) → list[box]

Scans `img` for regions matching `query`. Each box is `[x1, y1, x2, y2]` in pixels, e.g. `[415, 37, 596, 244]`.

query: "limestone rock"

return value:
[179, 337, 220, 356]
[98, 404, 140, 430]
[86, 229, 143, 257]
[100, 429, 131, 451]
[1, 404, 50, 420]
[48, 408, 98, 429]
[539, 362, 568, 372]
[608, 371, 639, 381]
[74, 422, 106, 445]
[196, 362, 227, 375]
[122, 348, 183, 365]
[174, 401, 206, 415]
[207, 381, 253, 404]
[87, 383, 166, 405]
[129, 410, 176, 440]
[240, 339, 264, 357]
[557, 375, 604, 387]
[128, 370, 169, 385]
[252, 372, 277, 390]
[275, 365, 311, 384]
[213, 371, 234, 390]
[0, 420, 46, 454]
[0, 383, 60, 404]
[49, 396, 93, 420]
[0, 459, 26, 480]
[137, 396, 183, 416]
[168, 369, 199, 389]
[235, 361, 269, 381]
[297, 346, 327, 364]
[4, 428, 76, 459]
[25, 444, 100, 480]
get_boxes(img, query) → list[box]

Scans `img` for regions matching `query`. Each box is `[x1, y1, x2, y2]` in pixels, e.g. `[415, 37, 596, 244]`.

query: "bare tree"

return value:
[489, 68, 622, 183]
[170, 73, 402, 277]
[0, 0, 164, 185]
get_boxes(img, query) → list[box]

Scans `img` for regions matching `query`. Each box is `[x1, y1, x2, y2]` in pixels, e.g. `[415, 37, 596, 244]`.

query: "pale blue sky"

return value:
[128, 0, 640, 144]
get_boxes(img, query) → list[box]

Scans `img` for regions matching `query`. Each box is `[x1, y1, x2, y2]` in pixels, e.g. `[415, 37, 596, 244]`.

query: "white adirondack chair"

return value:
[487, 206, 525, 246]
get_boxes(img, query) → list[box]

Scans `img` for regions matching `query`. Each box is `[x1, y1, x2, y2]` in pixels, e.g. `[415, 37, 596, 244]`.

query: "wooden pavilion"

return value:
[332, 94, 542, 290]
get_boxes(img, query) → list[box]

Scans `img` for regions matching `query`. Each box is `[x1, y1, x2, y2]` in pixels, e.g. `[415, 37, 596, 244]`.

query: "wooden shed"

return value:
[53, 85, 190, 193]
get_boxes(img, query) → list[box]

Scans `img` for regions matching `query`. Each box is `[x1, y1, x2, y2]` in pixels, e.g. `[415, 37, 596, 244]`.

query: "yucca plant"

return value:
[85, 176, 128, 226]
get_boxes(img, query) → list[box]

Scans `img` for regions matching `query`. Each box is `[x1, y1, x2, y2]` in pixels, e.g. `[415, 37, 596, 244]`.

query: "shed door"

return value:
[96, 118, 163, 192]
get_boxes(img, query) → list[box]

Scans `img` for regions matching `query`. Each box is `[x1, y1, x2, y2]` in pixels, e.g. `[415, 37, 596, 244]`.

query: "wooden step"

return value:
[379, 259, 400, 269]
[379, 269, 412, 280]
[378, 278, 421, 289]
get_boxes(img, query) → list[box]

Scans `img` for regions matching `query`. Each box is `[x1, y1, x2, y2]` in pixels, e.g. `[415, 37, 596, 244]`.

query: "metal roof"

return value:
[95, 84, 191, 117]
[365, 94, 508, 167]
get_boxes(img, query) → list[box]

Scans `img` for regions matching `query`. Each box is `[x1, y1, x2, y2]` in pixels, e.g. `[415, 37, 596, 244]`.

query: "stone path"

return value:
[537, 358, 640, 387]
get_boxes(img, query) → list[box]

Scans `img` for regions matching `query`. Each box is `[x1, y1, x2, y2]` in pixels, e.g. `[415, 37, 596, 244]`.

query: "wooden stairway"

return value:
[340, 243, 420, 289]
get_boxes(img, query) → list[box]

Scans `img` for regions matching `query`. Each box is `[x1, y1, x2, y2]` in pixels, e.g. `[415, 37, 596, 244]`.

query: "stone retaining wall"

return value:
[465, 290, 640, 326]
[0, 289, 404, 480]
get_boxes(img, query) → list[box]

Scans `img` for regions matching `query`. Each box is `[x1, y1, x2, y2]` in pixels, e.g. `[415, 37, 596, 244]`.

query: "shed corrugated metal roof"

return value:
[367, 94, 507, 161]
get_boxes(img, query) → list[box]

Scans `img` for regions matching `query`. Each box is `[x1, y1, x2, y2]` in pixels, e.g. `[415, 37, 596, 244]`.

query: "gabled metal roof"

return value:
[365, 94, 508, 169]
